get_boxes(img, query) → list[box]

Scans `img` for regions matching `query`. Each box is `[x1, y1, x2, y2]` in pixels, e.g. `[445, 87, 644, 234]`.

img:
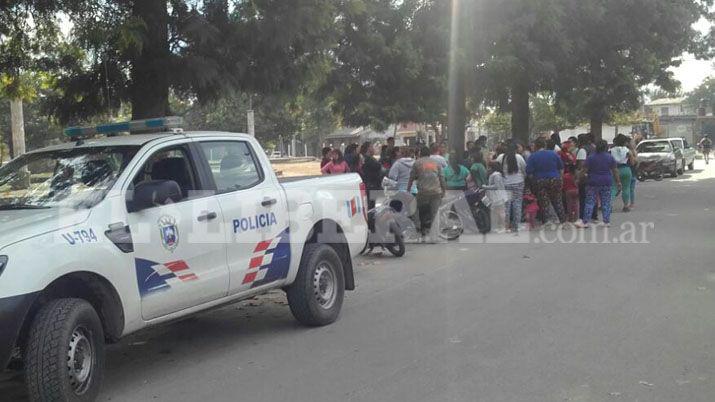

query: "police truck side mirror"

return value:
[127, 180, 182, 213]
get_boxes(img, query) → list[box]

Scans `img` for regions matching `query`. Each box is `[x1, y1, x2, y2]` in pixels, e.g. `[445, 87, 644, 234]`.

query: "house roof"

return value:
[646, 97, 686, 106]
[325, 125, 396, 141]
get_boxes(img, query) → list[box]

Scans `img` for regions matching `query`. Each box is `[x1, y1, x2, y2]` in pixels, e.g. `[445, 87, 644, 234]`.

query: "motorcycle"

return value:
[637, 160, 664, 182]
[363, 203, 406, 257]
[438, 187, 492, 240]
[381, 178, 463, 243]
[362, 180, 417, 256]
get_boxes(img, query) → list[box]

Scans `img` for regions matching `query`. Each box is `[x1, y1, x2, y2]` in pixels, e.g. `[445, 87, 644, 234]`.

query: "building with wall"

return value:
[644, 97, 698, 143]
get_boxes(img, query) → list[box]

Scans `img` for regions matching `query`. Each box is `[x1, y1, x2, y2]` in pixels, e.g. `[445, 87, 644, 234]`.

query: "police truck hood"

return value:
[0, 208, 91, 250]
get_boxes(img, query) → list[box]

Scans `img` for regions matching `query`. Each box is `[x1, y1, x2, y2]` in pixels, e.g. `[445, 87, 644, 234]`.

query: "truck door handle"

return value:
[197, 211, 218, 222]
[261, 198, 277, 207]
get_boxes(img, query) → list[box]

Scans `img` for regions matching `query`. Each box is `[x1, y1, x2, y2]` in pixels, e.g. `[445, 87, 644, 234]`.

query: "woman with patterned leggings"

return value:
[495, 142, 527, 232]
[576, 140, 622, 228]
[525, 138, 566, 224]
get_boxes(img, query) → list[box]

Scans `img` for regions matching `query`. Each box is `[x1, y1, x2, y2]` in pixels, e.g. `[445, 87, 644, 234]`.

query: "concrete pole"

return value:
[247, 96, 255, 136]
[10, 98, 26, 158]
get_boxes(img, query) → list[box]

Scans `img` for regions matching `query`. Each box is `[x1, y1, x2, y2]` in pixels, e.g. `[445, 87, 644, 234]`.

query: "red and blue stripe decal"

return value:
[242, 227, 291, 289]
[346, 197, 363, 218]
[135, 258, 198, 297]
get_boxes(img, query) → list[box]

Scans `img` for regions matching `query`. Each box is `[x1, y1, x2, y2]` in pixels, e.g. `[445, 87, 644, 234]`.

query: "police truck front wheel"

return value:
[25, 298, 105, 402]
[287, 244, 345, 326]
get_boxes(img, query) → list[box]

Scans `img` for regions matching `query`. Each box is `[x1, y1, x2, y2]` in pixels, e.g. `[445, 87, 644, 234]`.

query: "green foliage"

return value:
[554, 0, 711, 128]
[685, 76, 715, 108]
[479, 111, 511, 141]
[0, 93, 65, 154]
[47, 0, 339, 123]
[325, 0, 449, 130]
[0, 1, 64, 99]
[531, 93, 571, 133]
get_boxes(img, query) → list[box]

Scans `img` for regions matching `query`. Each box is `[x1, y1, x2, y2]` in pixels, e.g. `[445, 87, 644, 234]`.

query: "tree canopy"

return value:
[47, 0, 338, 123]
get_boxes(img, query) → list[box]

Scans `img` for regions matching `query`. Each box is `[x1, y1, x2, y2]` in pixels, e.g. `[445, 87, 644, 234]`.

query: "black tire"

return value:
[637, 173, 647, 182]
[475, 206, 491, 234]
[385, 222, 405, 257]
[287, 244, 345, 326]
[655, 171, 664, 181]
[439, 209, 463, 240]
[25, 298, 105, 402]
[688, 161, 694, 170]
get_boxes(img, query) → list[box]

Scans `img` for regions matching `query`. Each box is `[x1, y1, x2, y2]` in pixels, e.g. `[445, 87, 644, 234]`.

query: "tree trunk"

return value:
[130, 0, 171, 121]
[447, 72, 467, 160]
[10, 98, 26, 158]
[590, 114, 604, 141]
[511, 76, 530, 144]
[446, 0, 466, 160]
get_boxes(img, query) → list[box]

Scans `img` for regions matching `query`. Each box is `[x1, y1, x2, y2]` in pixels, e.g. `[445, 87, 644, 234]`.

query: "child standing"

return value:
[485, 162, 510, 232]
[562, 164, 579, 222]
[523, 190, 540, 230]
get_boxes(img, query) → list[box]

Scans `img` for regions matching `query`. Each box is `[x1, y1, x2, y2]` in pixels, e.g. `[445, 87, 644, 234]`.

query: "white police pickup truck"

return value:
[0, 118, 368, 401]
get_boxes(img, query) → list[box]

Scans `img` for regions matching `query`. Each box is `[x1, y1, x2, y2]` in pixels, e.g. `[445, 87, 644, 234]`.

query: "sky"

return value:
[669, 17, 714, 92]
[671, 58, 713, 92]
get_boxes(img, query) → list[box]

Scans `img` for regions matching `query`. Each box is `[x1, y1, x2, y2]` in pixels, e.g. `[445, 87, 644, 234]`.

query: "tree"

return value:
[0, 1, 62, 156]
[685, 76, 715, 109]
[50, 0, 338, 123]
[531, 93, 571, 134]
[555, 0, 711, 140]
[479, 111, 512, 143]
[468, 0, 573, 144]
[325, 0, 449, 131]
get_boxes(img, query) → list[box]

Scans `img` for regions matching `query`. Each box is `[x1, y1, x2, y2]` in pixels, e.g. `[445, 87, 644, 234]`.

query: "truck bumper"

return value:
[0, 292, 38, 369]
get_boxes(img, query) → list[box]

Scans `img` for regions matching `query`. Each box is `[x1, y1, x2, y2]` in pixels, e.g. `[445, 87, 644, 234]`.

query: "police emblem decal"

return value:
[158, 215, 179, 252]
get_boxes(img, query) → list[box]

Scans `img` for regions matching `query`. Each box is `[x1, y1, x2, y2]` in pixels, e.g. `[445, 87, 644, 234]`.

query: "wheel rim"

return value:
[440, 210, 463, 239]
[67, 326, 94, 395]
[313, 262, 337, 309]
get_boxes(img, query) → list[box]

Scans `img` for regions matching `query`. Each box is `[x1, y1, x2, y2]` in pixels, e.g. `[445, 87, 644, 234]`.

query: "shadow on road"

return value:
[0, 293, 305, 401]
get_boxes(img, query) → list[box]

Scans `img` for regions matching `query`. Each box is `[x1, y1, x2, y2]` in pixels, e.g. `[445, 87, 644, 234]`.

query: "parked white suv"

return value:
[666, 137, 696, 172]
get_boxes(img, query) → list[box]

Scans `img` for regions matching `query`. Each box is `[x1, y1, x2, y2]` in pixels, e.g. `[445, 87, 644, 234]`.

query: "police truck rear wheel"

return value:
[25, 298, 105, 402]
[287, 244, 345, 326]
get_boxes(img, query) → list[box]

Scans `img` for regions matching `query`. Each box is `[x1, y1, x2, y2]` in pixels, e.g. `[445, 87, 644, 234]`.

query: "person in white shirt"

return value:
[495, 143, 527, 232]
[609, 134, 633, 212]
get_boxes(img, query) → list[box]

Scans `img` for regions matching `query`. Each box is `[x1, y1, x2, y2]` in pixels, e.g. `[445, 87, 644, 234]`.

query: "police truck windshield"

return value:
[0, 146, 138, 209]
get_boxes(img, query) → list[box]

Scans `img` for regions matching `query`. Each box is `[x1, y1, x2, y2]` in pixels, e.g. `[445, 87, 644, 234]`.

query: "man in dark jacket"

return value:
[360, 142, 383, 209]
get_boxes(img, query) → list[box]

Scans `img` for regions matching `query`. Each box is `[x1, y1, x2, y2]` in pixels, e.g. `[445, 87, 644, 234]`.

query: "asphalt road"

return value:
[2, 160, 715, 402]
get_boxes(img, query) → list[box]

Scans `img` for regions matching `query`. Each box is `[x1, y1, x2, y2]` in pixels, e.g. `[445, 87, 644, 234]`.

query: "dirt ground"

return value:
[271, 160, 321, 177]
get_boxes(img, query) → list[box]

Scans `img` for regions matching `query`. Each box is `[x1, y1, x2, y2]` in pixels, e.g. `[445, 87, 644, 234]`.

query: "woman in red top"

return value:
[321, 149, 350, 174]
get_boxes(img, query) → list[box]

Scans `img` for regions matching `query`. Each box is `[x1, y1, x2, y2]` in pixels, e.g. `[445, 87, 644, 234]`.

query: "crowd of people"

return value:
[320, 131, 646, 241]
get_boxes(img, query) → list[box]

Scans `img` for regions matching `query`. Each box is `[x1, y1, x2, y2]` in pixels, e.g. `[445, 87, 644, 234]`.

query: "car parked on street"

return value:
[667, 137, 696, 172]
[636, 139, 682, 178]
[0, 117, 368, 401]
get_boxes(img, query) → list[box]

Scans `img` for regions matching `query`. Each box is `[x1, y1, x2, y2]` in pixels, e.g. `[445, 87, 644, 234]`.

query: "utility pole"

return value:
[247, 96, 255, 136]
[10, 98, 26, 158]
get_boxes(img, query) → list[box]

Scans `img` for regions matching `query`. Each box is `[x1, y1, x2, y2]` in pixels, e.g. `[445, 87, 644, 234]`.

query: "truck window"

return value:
[131, 146, 198, 201]
[198, 141, 263, 193]
[0, 146, 138, 209]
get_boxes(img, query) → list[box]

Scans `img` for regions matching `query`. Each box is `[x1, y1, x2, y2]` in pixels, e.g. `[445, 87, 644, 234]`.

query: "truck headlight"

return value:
[666, 154, 675, 160]
[0, 256, 7, 276]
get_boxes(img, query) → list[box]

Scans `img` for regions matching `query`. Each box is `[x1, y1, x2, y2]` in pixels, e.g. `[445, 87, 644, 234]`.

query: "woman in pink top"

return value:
[321, 149, 350, 174]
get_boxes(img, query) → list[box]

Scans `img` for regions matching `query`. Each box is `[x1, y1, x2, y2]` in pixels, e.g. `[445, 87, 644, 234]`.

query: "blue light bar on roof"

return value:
[64, 116, 183, 138]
